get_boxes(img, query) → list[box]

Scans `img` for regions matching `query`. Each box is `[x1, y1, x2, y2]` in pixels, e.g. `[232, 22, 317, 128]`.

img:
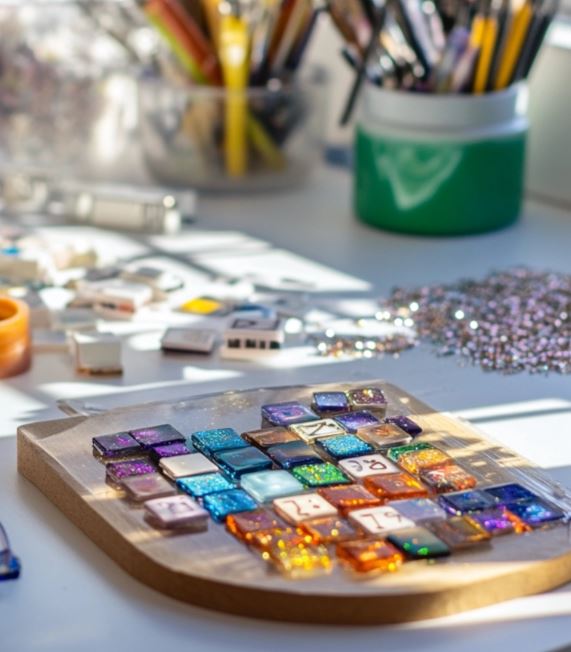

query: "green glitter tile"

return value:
[177, 473, 235, 498]
[386, 442, 435, 463]
[291, 462, 351, 488]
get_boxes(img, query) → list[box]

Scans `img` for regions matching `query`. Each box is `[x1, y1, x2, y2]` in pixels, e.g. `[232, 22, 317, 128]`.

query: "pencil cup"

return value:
[354, 84, 528, 235]
[138, 68, 327, 192]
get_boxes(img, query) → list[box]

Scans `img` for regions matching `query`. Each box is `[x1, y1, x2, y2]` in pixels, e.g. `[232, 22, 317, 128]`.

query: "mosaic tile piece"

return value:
[261, 401, 318, 426]
[273, 493, 338, 524]
[428, 516, 492, 549]
[248, 526, 313, 552]
[226, 509, 285, 542]
[203, 489, 258, 522]
[291, 463, 351, 488]
[241, 470, 304, 502]
[318, 484, 381, 516]
[364, 472, 428, 502]
[466, 508, 530, 536]
[191, 428, 248, 456]
[106, 458, 156, 486]
[290, 419, 346, 443]
[334, 411, 381, 433]
[336, 539, 404, 573]
[266, 441, 323, 469]
[420, 464, 477, 493]
[312, 391, 350, 415]
[397, 448, 453, 475]
[387, 526, 450, 559]
[439, 490, 497, 516]
[144, 495, 208, 531]
[92, 432, 141, 459]
[129, 424, 185, 449]
[160, 453, 218, 480]
[348, 505, 415, 536]
[391, 498, 447, 523]
[302, 517, 360, 544]
[177, 473, 235, 498]
[384, 415, 423, 436]
[338, 454, 399, 480]
[149, 441, 193, 462]
[504, 499, 566, 527]
[357, 423, 412, 449]
[242, 427, 299, 449]
[214, 447, 272, 480]
[386, 442, 434, 463]
[315, 434, 374, 460]
[122, 473, 176, 503]
[266, 543, 332, 579]
[485, 483, 539, 504]
[347, 387, 387, 414]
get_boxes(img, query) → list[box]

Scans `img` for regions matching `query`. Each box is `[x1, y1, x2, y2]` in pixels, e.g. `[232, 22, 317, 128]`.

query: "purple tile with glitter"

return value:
[468, 508, 519, 536]
[92, 432, 141, 458]
[334, 411, 381, 433]
[505, 499, 566, 526]
[129, 424, 185, 449]
[347, 388, 387, 413]
[261, 401, 318, 426]
[485, 483, 538, 504]
[150, 441, 194, 462]
[312, 391, 350, 415]
[439, 489, 497, 515]
[385, 416, 423, 437]
[106, 458, 156, 485]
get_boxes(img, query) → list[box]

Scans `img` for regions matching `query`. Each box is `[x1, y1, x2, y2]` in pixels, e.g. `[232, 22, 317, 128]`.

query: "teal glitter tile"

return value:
[505, 499, 566, 527]
[241, 470, 304, 502]
[214, 446, 272, 479]
[191, 428, 248, 456]
[177, 473, 235, 498]
[203, 489, 257, 522]
[387, 526, 450, 559]
[291, 463, 351, 488]
[386, 442, 434, 463]
[316, 434, 374, 460]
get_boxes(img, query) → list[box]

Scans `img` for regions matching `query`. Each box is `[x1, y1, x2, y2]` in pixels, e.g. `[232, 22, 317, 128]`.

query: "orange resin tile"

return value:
[302, 517, 361, 544]
[266, 543, 333, 579]
[318, 484, 381, 516]
[420, 464, 477, 493]
[364, 472, 428, 502]
[336, 539, 404, 574]
[248, 526, 314, 552]
[226, 509, 285, 542]
[396, 448, 453, 475]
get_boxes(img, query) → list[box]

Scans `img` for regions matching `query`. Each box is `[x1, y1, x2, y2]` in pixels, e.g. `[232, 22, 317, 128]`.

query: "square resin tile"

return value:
[177, 472, 235, 498]
[420, 464, 477, 493]
[266, 543, 332, 579]
[337, 539, 404, 574]
[387, 526, 450, 559]
[315, 434, 374, 460]
[318, 484, 381, 515]
[439, 489, 497, 515]
[466, 508, 530, 536]
[248, 526, 313, 552]
[191, 428, 248, 456]
[129, 424, 185, 449]
[214, 447, 272, 479]
[302, 517, 360, 544]
[144, 495, 208, 531]
[392, 498, 447, 523]
[242, 427, 299, 449]
[347, 387, 387, 414]
[364, 472, 428, 502]
[485, 483, 538, 504]
[397, 448, 453, 475]
[226, 509, 285, 542]
[122, 473, 176, 502]
[149, 441, 193, 462]
[273, 493, 338, 524]
[241, 470, 304, 502]
[289, 419, 346, 443]
[312, 391, 350, 415]
[261, 401, 318, 426]
[291, 463, 350, 488]
[357, 424, 412, 449]
[428, 516, 491, 549]
[348, 505, 415, 536]
[159, 453, 218, 480]
[339, 454, 399, 480]
[266, 441, 323, 469]
[386, 442, 435, 464]
[203, 489, 258, 522]
[92, 432, 141, 459]
[334, 411, 381, 433]
[384, 415, 423, 436]
[504, 499, 566, 527]
[106, 458, 156, 486]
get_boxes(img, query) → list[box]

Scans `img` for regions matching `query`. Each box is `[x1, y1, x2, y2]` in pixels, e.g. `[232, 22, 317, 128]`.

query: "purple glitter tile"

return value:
[106, 458, 156, 485]
[92, 432, 141, 458]
[467, 508, 519, 536]
[150, 441, 193, 462]
[385, 416, 423, 437]
[129, 424, 185, 449]
[312, 391, 350, 415]
[261, 401, 318, 427]
[347, 388, 387, 413]
[334, 411, 381, 433]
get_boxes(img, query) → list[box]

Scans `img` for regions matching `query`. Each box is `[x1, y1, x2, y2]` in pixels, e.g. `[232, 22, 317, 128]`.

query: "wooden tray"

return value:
[17, 381, 571, 624]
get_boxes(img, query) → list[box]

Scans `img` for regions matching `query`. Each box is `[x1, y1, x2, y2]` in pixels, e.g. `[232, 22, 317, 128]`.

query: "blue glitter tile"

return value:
[267, 441, 323, 469]
[439, 490, 497, 515]
[261, 401, 318, 426]
[334, 411, 381, 433]
[214, 446, 272, 479]
[485, 483, 538, 504]
[385, 416, 423, 436]
[191, 428, 248, 456]
[177, 473, 235, 498]
[316, 434, 374, 460]
[312, 391, 350, 415]
[505, 499, 566, 527]
[129, 424, 185, 449]
[92, 432, 141, 459]
[203, 489, 257, 522]
[241, 470, 304, 502]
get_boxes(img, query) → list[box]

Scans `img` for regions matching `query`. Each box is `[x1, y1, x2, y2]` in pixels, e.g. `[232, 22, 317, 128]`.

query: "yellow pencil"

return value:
[494, 0, 534, 89]
[473, 13, 499, 92]
[201, 0, 222, 49]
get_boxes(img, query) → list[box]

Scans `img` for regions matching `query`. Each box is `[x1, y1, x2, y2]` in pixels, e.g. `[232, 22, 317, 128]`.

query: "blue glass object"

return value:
[0, 523, 21, 581]
[241, 470, 304, 502]
[266, 441, 323, 469]
[505, 499, 566, 526]
[129, 424, 185, 449]
[485, 483, 538, 504]
[177, 473, 235, 498]
[203, 489, 258, 522]
[316, 434, 374, 460]
[92, 432, 142, 459]
[439, 490, 497, 515]
[334, 411, 381, 433]
[392, 498, 447, 523]
[191, 428, 248, 457]
[261, 401, 318, 426]
[214, 446, 272, 479]
[312, 391, 350, 415]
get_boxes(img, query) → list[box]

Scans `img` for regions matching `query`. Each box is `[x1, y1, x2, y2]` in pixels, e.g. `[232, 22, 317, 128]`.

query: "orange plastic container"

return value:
[0, 296, 31, 378]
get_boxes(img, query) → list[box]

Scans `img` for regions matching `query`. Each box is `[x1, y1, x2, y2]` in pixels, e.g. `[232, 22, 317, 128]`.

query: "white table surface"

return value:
[2, 165, 571, 652]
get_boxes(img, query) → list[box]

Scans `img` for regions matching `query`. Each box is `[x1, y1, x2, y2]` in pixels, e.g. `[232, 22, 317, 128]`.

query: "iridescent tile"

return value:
[177, 472, 235, 498]
[129, 424, 185, 449]
[266, 441, 323, 469]
[384, 415, 423, 436]
[261, 401, 318, 426]
[428, 516, 491, 549]
[273, 493, 338, 524]
[397, 448, 453, 475]
[466, 508, 530, 536]
[386, 442, 434, 463]
[318, 484, 381, 516]
[347, 387, 387, 414]
[364, 472, 428, 502]
[485, 483, 538, 504]
[348, 505, 415, 536]
[122, 473, 176, 503]
[214, 447, 272, 480]
[505, 499, 566, 527]
[160, 453, 218, 480]
[439, 490, 497, 515]
[191, 427, 248, 456]
[315, 434, 374, 460]
[242, 427, 299, 449]
[150, 441, 193, 462]
[266, 542, 332, 579]
[92, 432, 141, 459]
[226, 509, 285, 542]
[357, 423, 412, 449]
[291, 462, 351, 488]
[334, 411, 381, 433]
[203, 489, 258, 522]
[338, 453, 399, 480]
[387, 526, 450, 559]
[106, 458, 156, 486]
[240, 470, 304, 502]
[289, 419, 346, 443]
[302, 517, 360, 544]
[312, 391, 350, 415]
[144, 495, 208, 531]
[336, 539, 403, 574]
[420, 464, 477, 493]
[391, 498, 447, 523]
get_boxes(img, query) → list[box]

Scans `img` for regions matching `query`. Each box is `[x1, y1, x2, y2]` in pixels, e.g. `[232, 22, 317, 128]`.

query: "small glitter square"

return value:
[242, 427, 299, 449]
[339, 454, 399, 480]
[248, 526, 313, 552]
[93, 432, 141, 459]
[203, 489, 258, 522]
[214, 447, 272, 479]
[289, 419, 346, 443]
[385, 415, 423, 436]
[387, 527, 450, 559]
[357, 424, 412, 449]
[397, 448, 453, 475]
[336, 539, 403, 574]
[150, 441, 193, 462]
[144, 495, 208, 531]
[160, 453, 218, 480]
[177, 472, 235, 498]
[504, 499, 566, 527]
[226, 509, 285, 542]
[334, 411, 381, 433]
[349, 505, 415, 535]
[274, 493, 338, 524]
[386, 442, 434, 463]
[485, 483, 538, 504]
[302, 517, 360, 544]
[106, 458, 156, 486]
[392, 498, 447, 523]
[312, 391, 350, 415]
[241, 470, 304, 502]
[420, 464, 477, 493]
[364, 472, 428, 502]
[347, 387, 387, 414]
[316, 434, 374, 460]
[318, 484, 381, 515]
[191, 428, 248, 456]
[129, 424, 185, 449]
[261, 401, 318, 426]
[266, 441, 323, 469]
[122, 473, 176, 502]
[439, 489, 497, 515]
[466, 508, 530, 536]
[266, 543, 332, 579]
[291, 463, 351, 488]
[428, 516, 491, 549]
